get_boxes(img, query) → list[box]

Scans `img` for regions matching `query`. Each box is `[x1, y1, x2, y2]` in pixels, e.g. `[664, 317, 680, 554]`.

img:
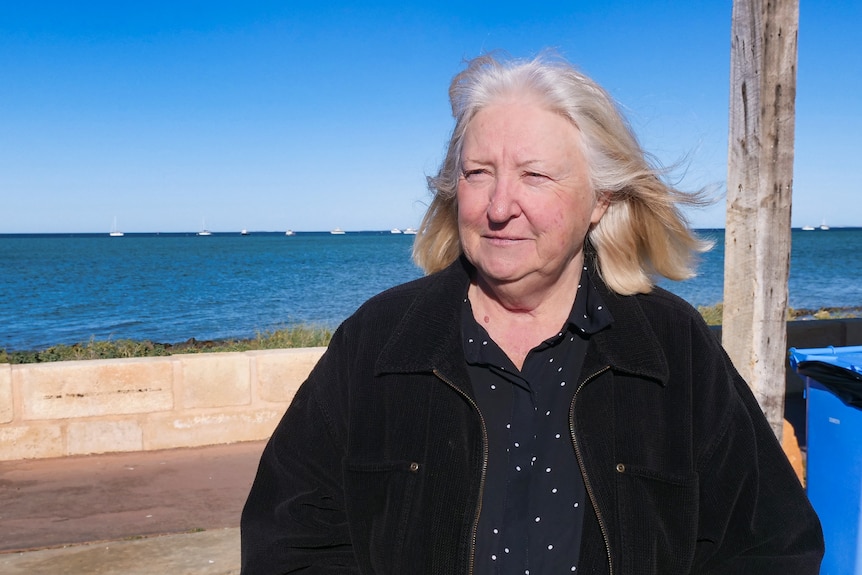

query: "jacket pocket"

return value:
[614, 462, 699, 575]
[343, 458, 422, 574]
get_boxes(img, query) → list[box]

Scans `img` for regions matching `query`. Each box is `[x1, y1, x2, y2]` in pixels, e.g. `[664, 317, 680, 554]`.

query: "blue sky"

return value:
[1, 1, 859, 233]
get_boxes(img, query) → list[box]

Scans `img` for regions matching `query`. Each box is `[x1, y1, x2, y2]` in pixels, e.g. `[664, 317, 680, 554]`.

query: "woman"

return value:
[241, 53, 823, 574]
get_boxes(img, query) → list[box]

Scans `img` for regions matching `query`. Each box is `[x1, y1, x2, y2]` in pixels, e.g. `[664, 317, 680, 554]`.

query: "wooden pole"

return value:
[723, 0, 798, 438]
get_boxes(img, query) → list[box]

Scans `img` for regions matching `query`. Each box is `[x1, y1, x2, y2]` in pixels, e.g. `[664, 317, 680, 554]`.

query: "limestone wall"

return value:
[0, 348, 324, 461]
[3, 318, 861, 463]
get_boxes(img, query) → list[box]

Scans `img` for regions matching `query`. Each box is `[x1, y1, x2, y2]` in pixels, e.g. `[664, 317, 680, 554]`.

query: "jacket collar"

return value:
[585, 261, 669, 386]
[374, 257, 473, 379]
[375, 255, 669, 387]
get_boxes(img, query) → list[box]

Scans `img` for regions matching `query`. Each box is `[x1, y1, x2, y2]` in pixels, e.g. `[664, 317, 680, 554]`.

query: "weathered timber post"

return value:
[723, 0, 798, 438]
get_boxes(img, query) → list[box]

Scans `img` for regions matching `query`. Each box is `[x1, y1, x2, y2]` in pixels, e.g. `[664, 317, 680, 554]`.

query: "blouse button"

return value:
[615, 463, 626, 473]
[409, 462, 420, 473]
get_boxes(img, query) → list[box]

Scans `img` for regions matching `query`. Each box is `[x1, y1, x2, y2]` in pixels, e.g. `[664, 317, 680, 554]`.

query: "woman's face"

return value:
[457, 96, 608, 290]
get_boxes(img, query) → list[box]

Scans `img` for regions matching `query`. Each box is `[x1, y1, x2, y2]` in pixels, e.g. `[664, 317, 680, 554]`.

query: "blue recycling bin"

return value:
[790, 345, 862, 575]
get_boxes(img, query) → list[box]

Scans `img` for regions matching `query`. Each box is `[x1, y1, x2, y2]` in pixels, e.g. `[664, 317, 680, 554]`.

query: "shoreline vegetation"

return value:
[3, 305, 861, 365]
[696, 304, 862, 326]
[1, 325, 333, 365]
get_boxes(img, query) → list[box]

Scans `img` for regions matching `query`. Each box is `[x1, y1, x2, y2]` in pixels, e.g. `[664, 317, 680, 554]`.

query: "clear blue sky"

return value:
[1, 1, 859, 233]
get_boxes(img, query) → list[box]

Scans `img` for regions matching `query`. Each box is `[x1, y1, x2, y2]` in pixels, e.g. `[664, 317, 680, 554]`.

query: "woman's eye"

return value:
[524, 172, 548, 182]
[462, 169, 488, 180]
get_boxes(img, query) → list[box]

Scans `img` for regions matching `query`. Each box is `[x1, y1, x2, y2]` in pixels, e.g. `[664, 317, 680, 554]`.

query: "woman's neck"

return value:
[467, 261, 583, 369]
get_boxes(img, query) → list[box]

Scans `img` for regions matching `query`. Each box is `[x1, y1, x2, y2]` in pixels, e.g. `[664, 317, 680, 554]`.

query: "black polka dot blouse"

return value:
[462, 265, 613, 574]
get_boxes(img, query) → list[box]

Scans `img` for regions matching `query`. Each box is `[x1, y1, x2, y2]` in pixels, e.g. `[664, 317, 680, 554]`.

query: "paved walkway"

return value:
[0, 440, 267, 574]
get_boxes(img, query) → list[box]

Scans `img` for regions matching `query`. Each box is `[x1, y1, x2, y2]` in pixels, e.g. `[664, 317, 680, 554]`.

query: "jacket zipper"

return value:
[434, 369, 489, 575]
[570, 366, 614, 575]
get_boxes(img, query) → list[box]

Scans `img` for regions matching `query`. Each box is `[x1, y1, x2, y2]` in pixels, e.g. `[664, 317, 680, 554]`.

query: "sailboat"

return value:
[819, 219, 830, 231]
[109, 217, 124, 237]
[197, 218, 212, 236]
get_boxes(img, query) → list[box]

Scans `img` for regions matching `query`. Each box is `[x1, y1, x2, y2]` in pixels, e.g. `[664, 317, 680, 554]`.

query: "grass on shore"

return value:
[696, 303, 862, 326]
[0, 325, 333, 365]
[3, 306, 862, 364]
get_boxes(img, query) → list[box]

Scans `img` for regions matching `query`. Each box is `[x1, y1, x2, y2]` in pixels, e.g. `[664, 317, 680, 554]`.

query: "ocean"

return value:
[2, 228, 861, 352]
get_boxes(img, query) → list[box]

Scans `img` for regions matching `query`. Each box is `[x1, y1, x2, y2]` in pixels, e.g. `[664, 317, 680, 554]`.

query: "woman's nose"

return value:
[487, 177, 522, 222]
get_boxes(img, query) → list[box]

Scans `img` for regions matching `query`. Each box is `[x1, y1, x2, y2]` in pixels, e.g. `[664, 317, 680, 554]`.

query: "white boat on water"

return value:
[285, 230, 296, 236]
[390, 228, 402, 234]
[802, 220, 830, 231]
[330, 228, 346, 235]
[197, 218, 212, 236]
[109, 217, 124, 237]
[241, 229, 249, 235]
[402, 227, 418, 235]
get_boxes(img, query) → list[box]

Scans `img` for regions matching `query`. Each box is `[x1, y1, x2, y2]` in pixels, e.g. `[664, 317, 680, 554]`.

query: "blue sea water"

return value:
[658, 228, 862, 312]
[1, 228, 861, 352]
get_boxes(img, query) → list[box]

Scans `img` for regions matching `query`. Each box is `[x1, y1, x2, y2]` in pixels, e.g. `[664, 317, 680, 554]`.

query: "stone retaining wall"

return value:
[2, 318, 861, 462]
[0, 348, 324, 461]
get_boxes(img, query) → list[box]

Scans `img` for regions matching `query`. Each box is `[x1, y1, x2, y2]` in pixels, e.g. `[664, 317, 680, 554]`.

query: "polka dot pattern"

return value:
[463, 264, 613, 574]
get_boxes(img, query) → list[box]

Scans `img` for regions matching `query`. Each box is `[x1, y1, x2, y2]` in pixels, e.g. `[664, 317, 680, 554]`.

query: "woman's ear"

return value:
[590, 191, 611, 224]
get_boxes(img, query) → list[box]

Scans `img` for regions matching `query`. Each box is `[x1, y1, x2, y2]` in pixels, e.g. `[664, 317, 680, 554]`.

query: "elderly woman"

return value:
[241, 54, 823, 574]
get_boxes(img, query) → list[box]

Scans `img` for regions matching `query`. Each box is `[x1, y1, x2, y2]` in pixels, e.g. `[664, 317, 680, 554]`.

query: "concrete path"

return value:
[0, 529, 240, 575]
[0, 440, 267, 574]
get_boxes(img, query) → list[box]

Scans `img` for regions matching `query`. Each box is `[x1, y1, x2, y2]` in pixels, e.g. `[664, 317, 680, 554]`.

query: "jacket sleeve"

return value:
[691, 335, 824, 573]
[240, 334, 359, 574]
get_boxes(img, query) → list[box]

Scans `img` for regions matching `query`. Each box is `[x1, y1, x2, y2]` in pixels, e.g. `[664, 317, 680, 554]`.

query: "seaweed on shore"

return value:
[695, 304, 862, 326]
[791, 307, 862, 321]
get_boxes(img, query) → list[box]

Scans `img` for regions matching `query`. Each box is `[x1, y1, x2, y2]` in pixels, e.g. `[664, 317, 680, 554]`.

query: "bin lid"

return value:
[789, 346, 862, 374]
[789, 346, 862, 408]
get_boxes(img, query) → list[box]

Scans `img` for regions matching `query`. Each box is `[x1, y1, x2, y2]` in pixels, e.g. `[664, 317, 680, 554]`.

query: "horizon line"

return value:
[5, 226, 862, 235]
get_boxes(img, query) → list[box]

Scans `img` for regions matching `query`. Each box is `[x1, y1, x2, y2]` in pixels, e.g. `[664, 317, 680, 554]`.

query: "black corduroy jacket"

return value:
[241, 257, 823, 574]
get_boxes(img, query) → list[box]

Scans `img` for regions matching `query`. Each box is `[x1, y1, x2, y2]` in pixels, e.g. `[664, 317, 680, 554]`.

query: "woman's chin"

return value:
[474, 263, 531, 286]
